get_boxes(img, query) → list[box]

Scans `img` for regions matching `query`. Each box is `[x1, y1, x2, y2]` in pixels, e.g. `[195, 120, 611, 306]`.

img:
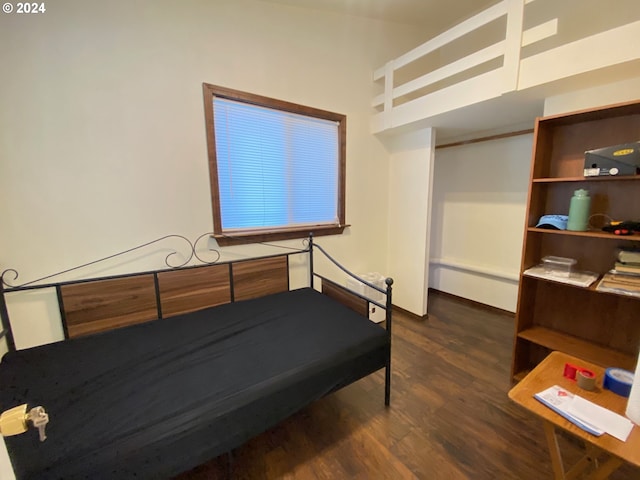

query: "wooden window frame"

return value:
[202, 83, 347, 246]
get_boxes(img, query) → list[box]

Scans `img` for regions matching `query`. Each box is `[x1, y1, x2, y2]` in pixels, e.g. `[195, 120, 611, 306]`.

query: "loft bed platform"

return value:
[372, 0, 640, 137]
[0, 234, 393, 479]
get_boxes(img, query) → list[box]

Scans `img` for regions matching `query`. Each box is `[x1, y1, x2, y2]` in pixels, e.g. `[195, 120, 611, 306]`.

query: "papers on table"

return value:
[535, 385, 634, 442]
[567, 395, 635, 442]
[534, 386, 604, 436]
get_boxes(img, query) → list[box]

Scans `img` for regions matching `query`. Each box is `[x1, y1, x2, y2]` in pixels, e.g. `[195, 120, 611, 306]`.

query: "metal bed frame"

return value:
[0, 233, 393, 403]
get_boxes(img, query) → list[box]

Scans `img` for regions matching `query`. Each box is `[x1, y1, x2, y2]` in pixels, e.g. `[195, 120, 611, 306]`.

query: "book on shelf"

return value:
[596, 272, 640, 297]
[618, 247, 640, 264]
[613, 262, 640, 275]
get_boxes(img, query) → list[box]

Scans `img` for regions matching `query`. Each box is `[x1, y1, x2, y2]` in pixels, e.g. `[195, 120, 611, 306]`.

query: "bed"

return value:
[0, 235, 393, 479]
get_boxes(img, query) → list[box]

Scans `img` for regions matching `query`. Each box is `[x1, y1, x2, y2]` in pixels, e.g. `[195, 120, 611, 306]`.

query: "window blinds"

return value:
[213, 97, 339, 231]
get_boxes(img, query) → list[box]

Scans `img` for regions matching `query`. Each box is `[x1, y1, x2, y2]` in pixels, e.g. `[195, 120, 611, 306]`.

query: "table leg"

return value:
[586, 456, 623, 480]
[565, 444, 598, 480]
[543, 421, 566, 480]
[542, 420, 624, 480]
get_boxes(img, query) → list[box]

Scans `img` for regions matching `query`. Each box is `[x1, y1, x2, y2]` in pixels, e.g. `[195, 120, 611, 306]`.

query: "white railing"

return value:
[372, 0, 640, 134]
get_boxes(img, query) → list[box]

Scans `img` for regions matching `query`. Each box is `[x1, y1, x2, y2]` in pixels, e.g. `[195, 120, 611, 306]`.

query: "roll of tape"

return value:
[563, 363, 578, 380]
[576, 369, 596, 391]
[603, 367, 634, 397]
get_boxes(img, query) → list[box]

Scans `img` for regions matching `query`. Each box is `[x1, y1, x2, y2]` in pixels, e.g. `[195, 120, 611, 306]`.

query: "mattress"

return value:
[0, 287, 389, 479]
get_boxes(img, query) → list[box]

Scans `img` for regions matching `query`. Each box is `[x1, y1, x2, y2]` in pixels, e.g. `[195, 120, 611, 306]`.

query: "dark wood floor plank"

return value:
[393, 425, 472, 480]
[176, 290, 639, 480]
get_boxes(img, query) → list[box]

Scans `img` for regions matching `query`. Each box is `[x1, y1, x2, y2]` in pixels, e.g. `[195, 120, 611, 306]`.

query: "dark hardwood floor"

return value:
[177, 290, 639, 479]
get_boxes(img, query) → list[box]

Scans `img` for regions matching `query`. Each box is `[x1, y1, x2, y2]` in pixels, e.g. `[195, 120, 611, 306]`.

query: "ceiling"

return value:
[259, 0, 497, 33]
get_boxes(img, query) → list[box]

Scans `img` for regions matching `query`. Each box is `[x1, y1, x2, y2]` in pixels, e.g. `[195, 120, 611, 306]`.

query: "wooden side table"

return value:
[508, 351, 640, 479]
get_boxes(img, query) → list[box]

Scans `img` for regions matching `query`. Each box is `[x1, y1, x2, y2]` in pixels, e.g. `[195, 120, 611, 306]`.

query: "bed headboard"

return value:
[0, 234, 392, 351]
[58, 256, 289, 339]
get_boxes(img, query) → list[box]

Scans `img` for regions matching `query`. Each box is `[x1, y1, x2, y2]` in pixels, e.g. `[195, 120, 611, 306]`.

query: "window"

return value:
[202, 84, 347, 245]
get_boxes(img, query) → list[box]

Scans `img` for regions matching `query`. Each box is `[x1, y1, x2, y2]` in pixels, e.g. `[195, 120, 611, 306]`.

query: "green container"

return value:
[566, 189, 590, 231]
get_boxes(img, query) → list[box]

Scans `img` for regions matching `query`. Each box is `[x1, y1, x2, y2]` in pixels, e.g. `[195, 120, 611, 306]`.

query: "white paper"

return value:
[534, 386, 604, 436]
[567, 395, 635, 442]
[625, 352, 640, 425]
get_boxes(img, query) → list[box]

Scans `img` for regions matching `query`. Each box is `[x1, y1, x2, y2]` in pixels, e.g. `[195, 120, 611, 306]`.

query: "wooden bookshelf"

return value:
[511, 100, 640, 382]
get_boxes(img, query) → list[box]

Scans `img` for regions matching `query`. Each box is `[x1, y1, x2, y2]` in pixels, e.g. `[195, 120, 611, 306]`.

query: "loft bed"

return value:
[0, 234, 393, 479]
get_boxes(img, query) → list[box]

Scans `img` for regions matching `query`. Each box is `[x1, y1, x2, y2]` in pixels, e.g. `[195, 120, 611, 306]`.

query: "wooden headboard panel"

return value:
[232, 256, 289, 301]
[58, 257, 288, 339]
[157, 264, 231, 317]
[320, 277, 369, 317]
[60, 275, 158, 338]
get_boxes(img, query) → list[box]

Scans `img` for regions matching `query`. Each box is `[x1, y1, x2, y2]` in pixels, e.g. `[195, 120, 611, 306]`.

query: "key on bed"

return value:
[28, 406, 49, 442]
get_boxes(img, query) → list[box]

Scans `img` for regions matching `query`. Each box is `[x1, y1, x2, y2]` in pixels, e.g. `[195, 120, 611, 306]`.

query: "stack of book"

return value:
[613, 247, 640, 275]
[596, 247, 640, 297]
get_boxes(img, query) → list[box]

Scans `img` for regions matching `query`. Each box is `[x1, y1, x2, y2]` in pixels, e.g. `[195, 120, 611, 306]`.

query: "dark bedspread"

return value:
[0, 287, 389, 479]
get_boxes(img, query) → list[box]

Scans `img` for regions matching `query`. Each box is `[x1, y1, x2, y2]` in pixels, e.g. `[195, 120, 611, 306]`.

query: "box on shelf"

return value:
[584, 141, 640, 177]
[542, 256, 577, 278]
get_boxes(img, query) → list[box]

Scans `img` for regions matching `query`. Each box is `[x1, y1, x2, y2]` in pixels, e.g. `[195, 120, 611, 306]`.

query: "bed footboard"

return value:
[307, 234, 393, 406]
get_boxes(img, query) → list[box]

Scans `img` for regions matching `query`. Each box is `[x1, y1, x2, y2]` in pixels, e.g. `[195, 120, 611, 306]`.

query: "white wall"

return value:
[429, 134, 532, 312]
[543, 76, 640, 116]
[385, 128, 435, 316]
[0, 0, 424, 349]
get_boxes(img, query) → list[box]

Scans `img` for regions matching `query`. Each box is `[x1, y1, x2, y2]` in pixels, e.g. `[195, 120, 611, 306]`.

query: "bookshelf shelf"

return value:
[527, 228, 640, 240]
[517, 327, 636, 371]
